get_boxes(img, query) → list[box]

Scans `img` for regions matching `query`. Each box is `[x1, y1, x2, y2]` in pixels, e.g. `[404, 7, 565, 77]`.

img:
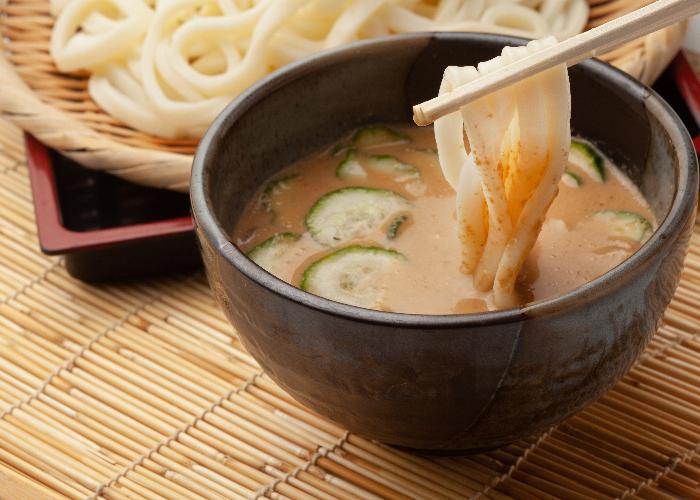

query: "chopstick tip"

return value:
[412, 106, 431, 127]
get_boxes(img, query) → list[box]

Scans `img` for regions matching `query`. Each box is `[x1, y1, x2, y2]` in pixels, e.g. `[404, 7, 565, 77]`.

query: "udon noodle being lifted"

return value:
[49, 0, 588, 138]
[434, 36, 570, 307]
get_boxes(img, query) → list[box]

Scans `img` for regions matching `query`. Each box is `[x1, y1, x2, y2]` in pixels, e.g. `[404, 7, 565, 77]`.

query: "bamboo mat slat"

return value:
[2, 118, 700, 499]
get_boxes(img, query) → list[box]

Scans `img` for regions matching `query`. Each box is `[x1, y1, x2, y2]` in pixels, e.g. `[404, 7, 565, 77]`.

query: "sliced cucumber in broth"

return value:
[336, 150, 367, 179]
[336, 151, 420, 183]
[386, 215, 408, 240]
[259, 174, 300, 220]
[331, 141, 351, 157]
[569, 140, 605, 182]
[300, 246, 405, 309]
[562, 169, 583, 188]
[593, 210, 652, 242]
[247, 232, 301, 276]
[352, 126, 409, 149]
[305, 187, 412, 246]
[365, 155, 420, 181]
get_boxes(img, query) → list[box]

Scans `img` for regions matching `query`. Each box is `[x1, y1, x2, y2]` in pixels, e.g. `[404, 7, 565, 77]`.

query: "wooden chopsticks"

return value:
[412, 0, 700, 126]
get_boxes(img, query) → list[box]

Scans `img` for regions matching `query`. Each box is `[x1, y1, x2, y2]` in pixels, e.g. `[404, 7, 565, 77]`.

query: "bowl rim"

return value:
[191, 32, 698, 329]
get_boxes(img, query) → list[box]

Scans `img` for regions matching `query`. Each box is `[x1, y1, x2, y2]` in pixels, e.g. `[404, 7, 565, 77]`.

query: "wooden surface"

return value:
[0, 461, 63, 500]
[2, 115, 700, 498]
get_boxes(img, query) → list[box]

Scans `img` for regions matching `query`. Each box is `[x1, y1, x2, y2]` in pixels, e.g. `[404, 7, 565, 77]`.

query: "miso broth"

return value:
[233, 126, 655, 314]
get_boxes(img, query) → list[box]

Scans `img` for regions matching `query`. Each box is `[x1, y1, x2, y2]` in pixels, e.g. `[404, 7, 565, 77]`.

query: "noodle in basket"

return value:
[50, 0, 588, 138]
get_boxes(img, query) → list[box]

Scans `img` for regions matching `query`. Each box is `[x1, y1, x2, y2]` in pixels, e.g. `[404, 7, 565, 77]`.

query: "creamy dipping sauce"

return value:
[233, 126, 655, 314]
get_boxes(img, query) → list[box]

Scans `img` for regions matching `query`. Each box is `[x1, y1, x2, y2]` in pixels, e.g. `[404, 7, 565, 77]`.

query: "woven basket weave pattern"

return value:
[0, 0, 687, 191]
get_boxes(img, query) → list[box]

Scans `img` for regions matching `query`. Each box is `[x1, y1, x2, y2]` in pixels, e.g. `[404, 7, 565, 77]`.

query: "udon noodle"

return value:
[434, 36, 570, 307]
[50, 0, 588, 138]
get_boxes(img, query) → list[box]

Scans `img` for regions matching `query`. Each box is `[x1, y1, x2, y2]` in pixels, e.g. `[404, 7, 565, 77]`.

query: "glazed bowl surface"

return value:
[191, 33, 698, 451]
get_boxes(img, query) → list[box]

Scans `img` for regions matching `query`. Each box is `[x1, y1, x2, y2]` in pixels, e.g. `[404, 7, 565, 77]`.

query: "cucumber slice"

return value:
[593, 210, 652, 242]
[365, 155, 420, 181]
[300, 246, 405, 309]
[562, 169, 583, 188]
[259, 174, 299, 218]
[336, 150, 367, 179]
[352, 126, 409, 149]
[336, 152, 420, 182]
[305, 187, 411, 246]
[569, 140, 605, 182]
[331, 141, 351, 157]
[387, 215, 408, 240]
[247, 232, 301, 276]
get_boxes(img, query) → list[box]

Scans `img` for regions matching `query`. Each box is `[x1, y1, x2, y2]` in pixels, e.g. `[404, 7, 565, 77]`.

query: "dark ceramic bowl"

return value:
[191, 33, 698, 451]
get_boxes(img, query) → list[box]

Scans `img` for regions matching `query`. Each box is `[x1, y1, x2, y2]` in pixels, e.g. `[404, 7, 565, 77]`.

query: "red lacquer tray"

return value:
[672, 52, 700, 152]
[25, 135, 201, 282]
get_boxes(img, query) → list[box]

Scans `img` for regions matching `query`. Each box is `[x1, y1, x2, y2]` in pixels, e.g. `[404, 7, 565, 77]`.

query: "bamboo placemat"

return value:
[2, 118, 700, 499]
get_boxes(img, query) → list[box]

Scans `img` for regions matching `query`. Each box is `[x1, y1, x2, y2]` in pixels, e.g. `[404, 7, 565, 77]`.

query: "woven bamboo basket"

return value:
[0, 0, 688, 192]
